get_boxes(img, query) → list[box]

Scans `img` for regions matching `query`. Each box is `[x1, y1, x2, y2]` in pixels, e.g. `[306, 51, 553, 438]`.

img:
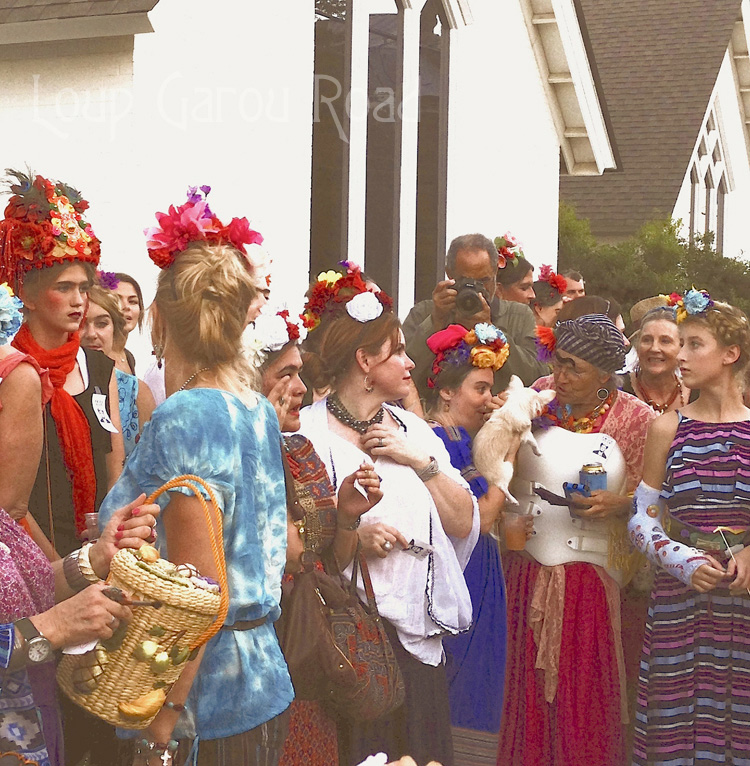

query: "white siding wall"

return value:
[674, 52, 750, 261]
[444, 0, 562, 269]
[0, 0, 315, 366]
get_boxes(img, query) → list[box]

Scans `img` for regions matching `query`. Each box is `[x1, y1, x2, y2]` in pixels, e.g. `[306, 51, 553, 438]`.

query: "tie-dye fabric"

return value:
[115, 369, 139, 459]
[99, 388, 293, 740]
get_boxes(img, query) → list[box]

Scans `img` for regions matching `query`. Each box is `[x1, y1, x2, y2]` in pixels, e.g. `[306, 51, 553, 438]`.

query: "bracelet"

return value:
[78, 542, 103, 585]
[338, 517, 361, 531]
[135, 737, 178, 765]
[415, 456, 440, 482]
[62, 548, 91, 592]
[164, 701, 185, 713]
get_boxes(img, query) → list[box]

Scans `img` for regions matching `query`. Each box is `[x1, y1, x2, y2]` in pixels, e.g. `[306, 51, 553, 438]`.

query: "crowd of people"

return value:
[1, 170, 750, 766]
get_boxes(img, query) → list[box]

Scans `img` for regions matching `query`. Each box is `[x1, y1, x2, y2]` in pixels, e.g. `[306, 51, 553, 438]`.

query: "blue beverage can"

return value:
[580, 462, 607, 492]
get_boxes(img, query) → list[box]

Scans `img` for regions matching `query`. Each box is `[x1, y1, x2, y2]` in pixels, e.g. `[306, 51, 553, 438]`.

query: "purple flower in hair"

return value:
[97, 270, 120, 291]
[186, 185, 213, 218]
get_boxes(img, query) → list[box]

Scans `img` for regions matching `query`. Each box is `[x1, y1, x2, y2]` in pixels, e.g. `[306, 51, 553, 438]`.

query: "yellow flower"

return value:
[464, 330, 477, 345]
[471, 346, 497, 369]
[494, 344, 510, 370]
[675, 306, 687, 324]
[317, 270, 342, 286]
[1, 282, 14, 297]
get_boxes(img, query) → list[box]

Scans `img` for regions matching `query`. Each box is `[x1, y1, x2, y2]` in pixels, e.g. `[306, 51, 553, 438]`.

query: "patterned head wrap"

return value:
[554, 314, 625, 373]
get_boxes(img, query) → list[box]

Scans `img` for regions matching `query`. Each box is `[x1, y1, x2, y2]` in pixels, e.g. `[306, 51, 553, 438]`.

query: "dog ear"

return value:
[506, 375, 522, 392]
[539, 389, 556, 405]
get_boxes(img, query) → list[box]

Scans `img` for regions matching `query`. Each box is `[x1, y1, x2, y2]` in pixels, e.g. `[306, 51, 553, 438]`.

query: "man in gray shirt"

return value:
[403, 233, 548, 399]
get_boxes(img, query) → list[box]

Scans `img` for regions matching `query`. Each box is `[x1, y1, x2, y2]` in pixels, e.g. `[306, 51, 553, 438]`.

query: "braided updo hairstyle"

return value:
[681, 301, 750, 373]
[152, 242, 260, 401]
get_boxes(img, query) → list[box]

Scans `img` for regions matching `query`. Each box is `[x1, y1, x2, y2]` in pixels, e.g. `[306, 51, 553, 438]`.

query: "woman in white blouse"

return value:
[298, 265, 479, 766]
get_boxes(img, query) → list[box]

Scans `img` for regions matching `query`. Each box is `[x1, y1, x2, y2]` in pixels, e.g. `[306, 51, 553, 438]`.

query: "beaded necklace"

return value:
[539, 389, 616, 434]
[326, 392, 385, 434]
[632, 371, 684, 414]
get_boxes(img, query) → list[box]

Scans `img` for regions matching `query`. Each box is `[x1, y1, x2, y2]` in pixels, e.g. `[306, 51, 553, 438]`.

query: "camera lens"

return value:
[455, 287, 484, 316]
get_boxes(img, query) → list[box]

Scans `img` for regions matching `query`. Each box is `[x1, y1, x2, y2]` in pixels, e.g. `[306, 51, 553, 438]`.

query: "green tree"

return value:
[558, 203, 750, 322]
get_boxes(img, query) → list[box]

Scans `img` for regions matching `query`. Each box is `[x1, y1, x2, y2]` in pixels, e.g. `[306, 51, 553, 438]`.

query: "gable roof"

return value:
[560, 0, 742, 238]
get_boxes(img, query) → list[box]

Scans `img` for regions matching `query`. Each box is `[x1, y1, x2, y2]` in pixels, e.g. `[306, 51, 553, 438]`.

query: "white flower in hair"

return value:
[346, 291, 383, 323]
[246, 243, 272, 287]
[254, 311, 293, 352]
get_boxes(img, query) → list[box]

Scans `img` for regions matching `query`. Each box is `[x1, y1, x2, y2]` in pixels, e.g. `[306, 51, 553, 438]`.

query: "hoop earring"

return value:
[363, 375, 374, 394]
[596, 387, 609, 401]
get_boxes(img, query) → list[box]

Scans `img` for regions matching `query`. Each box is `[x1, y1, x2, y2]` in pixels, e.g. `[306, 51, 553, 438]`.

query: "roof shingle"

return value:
[560, 0, 742, 237]
[0, 0, 158, 24]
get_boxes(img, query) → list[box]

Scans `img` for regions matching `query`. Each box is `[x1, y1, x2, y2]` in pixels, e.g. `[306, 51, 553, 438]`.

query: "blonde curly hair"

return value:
[152, 242, 260, 402]
[682, 301, 750, 372]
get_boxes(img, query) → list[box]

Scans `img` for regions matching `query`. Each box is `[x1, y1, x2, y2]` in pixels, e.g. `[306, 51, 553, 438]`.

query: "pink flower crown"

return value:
[145, 186, 264, 271]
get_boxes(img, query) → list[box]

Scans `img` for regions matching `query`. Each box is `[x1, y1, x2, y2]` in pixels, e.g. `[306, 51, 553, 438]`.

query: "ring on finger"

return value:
[109, 615, 116, 626]
[280, 396, 285, 406]
[383, 540, 393, 552]
[378, 437, 384, 447]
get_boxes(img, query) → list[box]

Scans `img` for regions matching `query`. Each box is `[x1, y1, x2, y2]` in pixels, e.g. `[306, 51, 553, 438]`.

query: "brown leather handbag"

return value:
[278, 459, 405, 721]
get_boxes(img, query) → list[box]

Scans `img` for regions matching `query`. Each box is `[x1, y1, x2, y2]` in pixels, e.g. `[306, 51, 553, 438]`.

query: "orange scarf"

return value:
[13, 324, 97, 536]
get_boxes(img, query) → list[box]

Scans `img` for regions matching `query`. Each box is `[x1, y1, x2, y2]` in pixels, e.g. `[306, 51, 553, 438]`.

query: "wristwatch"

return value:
[15, 618, 53, 664]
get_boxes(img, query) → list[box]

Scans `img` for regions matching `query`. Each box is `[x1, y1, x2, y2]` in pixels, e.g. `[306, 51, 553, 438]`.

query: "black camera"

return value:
[454, 279, 490, 316]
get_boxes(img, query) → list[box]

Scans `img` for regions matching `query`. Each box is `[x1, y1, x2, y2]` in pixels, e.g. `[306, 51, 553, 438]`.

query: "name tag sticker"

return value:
[92, 393, 119, 434]
[402, 538, 434, 559]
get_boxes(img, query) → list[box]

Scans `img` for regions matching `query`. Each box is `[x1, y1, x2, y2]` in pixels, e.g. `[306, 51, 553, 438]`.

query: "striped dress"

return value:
[633, 415, 750, 765]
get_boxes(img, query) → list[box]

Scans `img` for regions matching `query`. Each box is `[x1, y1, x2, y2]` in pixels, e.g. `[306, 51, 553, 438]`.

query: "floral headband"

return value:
[494, 231, 525, 269]
[245, 308, 306, 367]
[145, 186, 265, 273]
[538, 264, 567, 296]
[0, 282, 22, 345]
[663, 288, 713, 324]
[0, 169, 100, 291]
[426, 322, 510, 389]
[302, 261, 393, 332]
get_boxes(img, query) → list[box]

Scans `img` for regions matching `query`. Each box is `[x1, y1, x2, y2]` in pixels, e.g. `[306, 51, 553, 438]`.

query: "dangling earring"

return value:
[153, 343, 164, 370]
[596, 387, 609, 401]
[363, 375, 374, 394]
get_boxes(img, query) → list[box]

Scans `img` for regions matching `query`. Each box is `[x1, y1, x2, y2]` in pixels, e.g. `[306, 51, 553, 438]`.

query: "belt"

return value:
[666, 514, 750, 553]
[221, 616, 267, 631]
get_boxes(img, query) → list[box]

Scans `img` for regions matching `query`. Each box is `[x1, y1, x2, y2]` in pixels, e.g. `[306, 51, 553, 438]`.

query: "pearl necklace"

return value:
[327, 393, 384, 434]
[177, 367, 210, 392]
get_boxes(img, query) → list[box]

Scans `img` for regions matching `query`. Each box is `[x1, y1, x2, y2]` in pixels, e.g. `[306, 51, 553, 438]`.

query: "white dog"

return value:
[473, 375, 556, 505]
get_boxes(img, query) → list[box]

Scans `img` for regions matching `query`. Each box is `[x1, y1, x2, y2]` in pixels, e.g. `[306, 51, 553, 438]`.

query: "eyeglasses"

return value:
[551, 358, 587, 379]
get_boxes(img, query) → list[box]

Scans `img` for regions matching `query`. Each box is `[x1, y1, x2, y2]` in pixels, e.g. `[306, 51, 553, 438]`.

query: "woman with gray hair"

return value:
[498, 314, 655, 766]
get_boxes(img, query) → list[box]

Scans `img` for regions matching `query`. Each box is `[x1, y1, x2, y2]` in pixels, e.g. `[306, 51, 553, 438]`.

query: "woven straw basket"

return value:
[57, 475, 229, 729]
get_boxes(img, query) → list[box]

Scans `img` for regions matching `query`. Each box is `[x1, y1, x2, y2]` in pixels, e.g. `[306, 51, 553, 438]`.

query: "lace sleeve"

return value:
[628, 481, 710, 586]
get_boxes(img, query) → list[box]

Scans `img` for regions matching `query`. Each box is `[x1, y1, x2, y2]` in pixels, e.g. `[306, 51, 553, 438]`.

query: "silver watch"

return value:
[15, 618, 53, 664]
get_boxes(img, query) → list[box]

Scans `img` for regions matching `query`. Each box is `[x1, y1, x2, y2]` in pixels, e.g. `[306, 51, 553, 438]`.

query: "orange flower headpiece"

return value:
[538, 264, 567, 296]
[426, 322, 510, 389]
[0, 169, 101, 291]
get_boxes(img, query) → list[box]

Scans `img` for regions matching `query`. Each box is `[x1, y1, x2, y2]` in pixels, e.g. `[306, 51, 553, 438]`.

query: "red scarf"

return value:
[13, 323, 97, 536]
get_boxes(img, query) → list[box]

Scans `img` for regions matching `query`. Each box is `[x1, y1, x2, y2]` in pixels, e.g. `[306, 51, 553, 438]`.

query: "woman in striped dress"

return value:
[629, 292, 750, 765]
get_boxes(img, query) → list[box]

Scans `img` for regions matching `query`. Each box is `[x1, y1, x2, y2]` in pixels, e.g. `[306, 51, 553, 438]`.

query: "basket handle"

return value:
[145, 474, 229, 649]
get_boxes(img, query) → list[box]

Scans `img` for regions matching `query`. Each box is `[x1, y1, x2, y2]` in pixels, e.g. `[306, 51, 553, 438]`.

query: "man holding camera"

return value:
[404, 233, 548, 399]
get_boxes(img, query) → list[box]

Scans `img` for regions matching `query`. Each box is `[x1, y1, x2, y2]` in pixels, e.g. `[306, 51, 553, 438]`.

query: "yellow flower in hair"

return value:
[495, 344, 510, 370]
[317, 270, 342, 286]
[471, 346, 497, 369]
[464, 329, 478, 345]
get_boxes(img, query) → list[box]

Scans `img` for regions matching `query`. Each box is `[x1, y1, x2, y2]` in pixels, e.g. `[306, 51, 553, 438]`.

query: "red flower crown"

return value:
[0, 169, 100, 291]
[539, 264, 567, 296]
[494, 231, 525, 269]
[301, 261, 393, 332]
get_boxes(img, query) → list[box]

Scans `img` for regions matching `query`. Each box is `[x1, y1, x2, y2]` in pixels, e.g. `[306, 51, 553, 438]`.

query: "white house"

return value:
[0, 0, 614, 368]
[561, 0, 750, 261]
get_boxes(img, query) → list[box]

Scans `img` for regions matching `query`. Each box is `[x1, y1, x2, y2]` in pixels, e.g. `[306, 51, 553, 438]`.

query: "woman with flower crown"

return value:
[531, 266, 567, 328]
[423, 322, 525, 756]
[98, 189, 293, 766]
[498, 314, 655, 766]
[629, 290, 750, 765]
[297, 263, 479, 766]
[247, 306, 383, 766]
[0, 170, 125, 561]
